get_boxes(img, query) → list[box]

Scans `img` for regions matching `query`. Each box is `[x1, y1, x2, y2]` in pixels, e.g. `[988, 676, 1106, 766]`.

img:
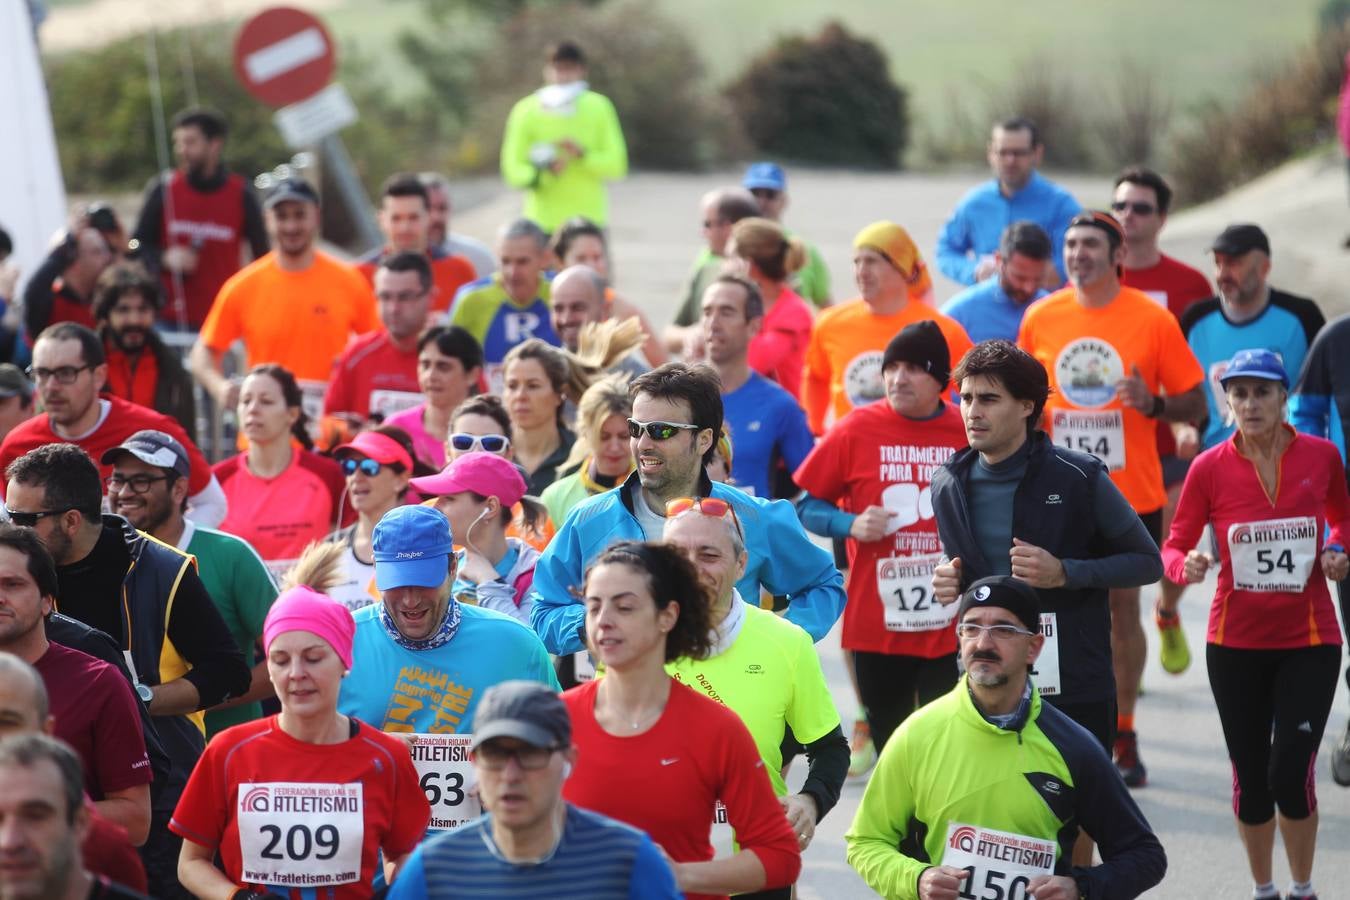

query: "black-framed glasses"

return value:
[3, 507, 71, 528]
[473, 742, 561, 771]
[26, 365, 92, 385]
[339, 457, 384, 477]
[955, 623, 1037, 641]
[1110, 200, 1156, 216]
[448, 433, 511, 454]
[106, 474, 171, 494]
[627, 419, 701, 441]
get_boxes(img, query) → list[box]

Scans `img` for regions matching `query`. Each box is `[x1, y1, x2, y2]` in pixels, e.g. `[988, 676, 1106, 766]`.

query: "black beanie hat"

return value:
[956, 575, 1041, 632]
[881, 320, 950, 387]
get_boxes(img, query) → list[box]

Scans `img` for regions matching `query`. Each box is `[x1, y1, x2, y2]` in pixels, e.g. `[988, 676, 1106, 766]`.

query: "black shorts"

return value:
[1046, 697, 1117, 756]
[1138, 508, 1163, 548]
[1160, 454, 1192, 488]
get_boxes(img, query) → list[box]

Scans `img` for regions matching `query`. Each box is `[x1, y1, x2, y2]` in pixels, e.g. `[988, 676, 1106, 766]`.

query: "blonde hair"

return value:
[503, 319, 646, 410]
[730, 217, 806, 282]
[561, 373, 633, 472]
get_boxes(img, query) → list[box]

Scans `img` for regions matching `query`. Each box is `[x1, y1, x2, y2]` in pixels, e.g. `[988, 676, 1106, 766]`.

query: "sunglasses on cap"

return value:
[665, 496, 744, 541]
[627, 419, 701, 441]
[449, 433, 511, 454]
[339, 457, 387, 477]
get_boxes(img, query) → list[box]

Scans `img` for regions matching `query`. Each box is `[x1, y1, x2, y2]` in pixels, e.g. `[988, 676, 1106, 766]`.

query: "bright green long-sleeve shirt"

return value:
[499, 88, 628, 232]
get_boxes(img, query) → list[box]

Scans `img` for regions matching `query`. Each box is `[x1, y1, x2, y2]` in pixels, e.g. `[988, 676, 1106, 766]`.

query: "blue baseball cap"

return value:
[1219, 349, 1288, 390]
[372, 505, 455, 591]
[742, 162, 786, 192]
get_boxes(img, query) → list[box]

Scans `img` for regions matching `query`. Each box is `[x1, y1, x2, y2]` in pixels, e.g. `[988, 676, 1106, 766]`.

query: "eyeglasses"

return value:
[473, 742, 560, 771]
[448, 433, 511, 454]
[955, 622, 1037, 641]
[1110, 200, 1157, 216]
[627, 419, 701, 441]
[665, 496, 744, 541]
[339, 457, 385, 477]
[26, 365, 92, 385]
[106, 474, 171, 494]
[376, 290, 428, 304]
[3, 507, 71, 528]
[749, 188, 781, 200]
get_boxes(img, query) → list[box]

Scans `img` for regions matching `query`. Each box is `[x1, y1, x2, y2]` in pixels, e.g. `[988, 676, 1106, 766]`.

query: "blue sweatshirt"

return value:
[936, 172, 1080, 285]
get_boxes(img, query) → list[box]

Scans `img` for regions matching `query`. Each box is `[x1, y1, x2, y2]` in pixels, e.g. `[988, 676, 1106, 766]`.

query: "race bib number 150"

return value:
[941, 822, 1056, 900]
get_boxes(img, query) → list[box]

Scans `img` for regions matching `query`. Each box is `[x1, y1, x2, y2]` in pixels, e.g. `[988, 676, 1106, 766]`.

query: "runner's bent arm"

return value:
[157, 566, 251, 715]
[1161, 455, 1214, 585]
[1069, 730, 1168, 898]
[935, 209, 977, 286]
[754, 497, 846, 641]
[799, 725, 848, 822]
[795, 493, 855, 539]
[1057, 471, 1163, 589]
[629, 833, 685, 899]
[178, 838, 238, 900]
[241, 189, 269, 260]
[185, 475, 228, 528]
[527, 514, 590, 654]
[21, 247, 69, 338]
[845, 727, 928, 899]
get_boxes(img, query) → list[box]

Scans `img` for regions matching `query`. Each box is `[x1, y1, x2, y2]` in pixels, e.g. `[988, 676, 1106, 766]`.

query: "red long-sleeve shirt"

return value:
[562, 679, 801, 899]
[1163, 426, 1348, 649]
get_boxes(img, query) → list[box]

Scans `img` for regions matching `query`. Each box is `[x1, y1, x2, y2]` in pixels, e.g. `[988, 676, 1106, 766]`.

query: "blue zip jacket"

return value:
[530, 470, 845, 654]
[1291, 310, 1350, 466]
[935, 172, 1080, 285]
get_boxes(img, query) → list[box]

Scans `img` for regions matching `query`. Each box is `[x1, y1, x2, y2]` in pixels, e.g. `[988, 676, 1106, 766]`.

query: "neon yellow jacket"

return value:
[500, 88, 628, 231]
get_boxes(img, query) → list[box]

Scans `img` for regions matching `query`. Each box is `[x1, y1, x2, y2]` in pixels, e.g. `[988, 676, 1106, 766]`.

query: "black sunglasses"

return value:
[626, 419, 701, 441]
[4, 507, 72, 528]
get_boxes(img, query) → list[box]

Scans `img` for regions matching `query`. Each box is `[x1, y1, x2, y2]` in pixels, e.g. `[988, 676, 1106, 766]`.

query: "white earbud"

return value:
[561, 761, 573, 779]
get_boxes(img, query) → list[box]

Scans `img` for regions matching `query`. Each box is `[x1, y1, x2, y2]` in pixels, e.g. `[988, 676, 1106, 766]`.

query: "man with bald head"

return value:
[550, 266, 647, 381]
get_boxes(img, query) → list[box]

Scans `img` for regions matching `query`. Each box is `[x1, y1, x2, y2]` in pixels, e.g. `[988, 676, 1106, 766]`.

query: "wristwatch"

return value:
[1145, 395, 1166, 419]
[135, 682, 153, 704]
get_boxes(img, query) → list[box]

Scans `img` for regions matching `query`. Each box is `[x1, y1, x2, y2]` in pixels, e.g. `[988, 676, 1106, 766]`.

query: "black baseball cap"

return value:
[470, 681, 571, 751]
[1211, 224, 1270, 257]
[0, 365, 33, 402]
[100, 429, 190, 479]
[956, 575, 1041, 632]
[264, 177, 320, 210]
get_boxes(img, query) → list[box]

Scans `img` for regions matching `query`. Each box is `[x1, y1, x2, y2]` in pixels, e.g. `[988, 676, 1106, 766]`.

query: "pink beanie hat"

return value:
[263, 586, 357, 670]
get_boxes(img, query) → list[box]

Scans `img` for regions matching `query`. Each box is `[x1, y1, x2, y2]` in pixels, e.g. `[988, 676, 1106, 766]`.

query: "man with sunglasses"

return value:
[0, 323, 226, 527]
[742, 162, 831, 308]
[4, 442, 249, 899]
[102, 430, 277, 738]
[389, 681, 680, 898]
[936, 116, 1080, 288]
[847, 575, 1166, 900]
[530, 362, 844, 655]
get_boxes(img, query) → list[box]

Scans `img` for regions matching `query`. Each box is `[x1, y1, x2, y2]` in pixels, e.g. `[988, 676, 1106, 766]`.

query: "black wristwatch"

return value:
[1145, 394, 1166, 419]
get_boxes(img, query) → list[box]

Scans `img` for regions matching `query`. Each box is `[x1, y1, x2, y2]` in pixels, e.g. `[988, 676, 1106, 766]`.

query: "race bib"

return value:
[941, 822, 1056, 900]
[573, 650, 596, 683]
[409, 734, 481, 831]
[369, 389, 423, 419]
[1052, 409, 1125, 471]
[876, 552, 954, 632]
[1228, 516, 1317, 592]
[237, 782, 362, 888]
[298, 379, 327, 443]
[710, 799, 734, 859]
[1030, 613, 1060, 696]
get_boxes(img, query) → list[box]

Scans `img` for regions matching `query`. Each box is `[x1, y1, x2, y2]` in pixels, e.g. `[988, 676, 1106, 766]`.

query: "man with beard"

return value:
[941, 222, 1052, 343]
[92, 262, 194, 435]
[131, 108, 268, 330]
[102, 431, 277, 738]
[846, 576, 1165, 900]
[530, 362, 844, 655]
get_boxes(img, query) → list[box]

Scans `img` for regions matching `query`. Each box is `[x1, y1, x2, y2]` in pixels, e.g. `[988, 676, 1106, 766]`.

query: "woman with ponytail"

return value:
[727, 217, 814, 399]
[214, 363, 347, 579]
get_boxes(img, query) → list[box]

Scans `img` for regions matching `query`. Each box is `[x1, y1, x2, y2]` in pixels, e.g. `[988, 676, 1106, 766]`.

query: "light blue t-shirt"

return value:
[722, 372, 815, 499]
[338, 602, 560, 734]
[941, 277, 1048, 344]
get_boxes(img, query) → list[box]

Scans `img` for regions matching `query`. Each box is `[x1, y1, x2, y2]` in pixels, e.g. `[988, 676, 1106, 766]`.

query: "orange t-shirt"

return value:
[802, 298, 973, 434]
[356, 253, 476, 316]
[200, 251, 378, 382]
[1017, 285, 1204, 513]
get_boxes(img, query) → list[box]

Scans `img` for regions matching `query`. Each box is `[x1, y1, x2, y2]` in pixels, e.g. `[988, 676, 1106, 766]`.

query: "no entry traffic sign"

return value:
[233, 7, 336, 108]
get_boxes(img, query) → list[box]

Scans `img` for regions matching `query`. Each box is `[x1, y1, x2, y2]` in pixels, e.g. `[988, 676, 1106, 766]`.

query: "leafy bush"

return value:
[725, 21, 908, 169]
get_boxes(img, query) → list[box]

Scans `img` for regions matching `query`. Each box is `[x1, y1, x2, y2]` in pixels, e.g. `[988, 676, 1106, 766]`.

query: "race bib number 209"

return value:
[237, 782, 362, 888]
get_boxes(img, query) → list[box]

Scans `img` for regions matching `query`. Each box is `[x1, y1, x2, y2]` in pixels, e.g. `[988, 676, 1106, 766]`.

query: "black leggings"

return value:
[853, 651, 959, 752]
[1206, 643, 1340, 824]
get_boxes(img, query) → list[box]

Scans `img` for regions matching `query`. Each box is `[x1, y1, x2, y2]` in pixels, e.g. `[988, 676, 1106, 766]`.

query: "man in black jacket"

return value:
[5, 442, 248, 899]
[93, 261, 195, 436]
[930, 340, 1161, 862]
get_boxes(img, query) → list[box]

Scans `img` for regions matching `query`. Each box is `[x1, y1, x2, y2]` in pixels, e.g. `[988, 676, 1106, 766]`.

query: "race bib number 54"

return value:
[941, 822, 1056, 900]
[237, 782, 362, 888]
[1228, 516, 1317, 592]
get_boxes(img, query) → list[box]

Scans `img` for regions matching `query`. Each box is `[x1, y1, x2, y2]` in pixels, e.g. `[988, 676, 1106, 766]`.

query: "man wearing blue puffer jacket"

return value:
[530, 363, 845, 662]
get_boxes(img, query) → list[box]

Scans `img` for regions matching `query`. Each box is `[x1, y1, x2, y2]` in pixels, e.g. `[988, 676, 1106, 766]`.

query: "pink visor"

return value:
[334, 431, 414, 471]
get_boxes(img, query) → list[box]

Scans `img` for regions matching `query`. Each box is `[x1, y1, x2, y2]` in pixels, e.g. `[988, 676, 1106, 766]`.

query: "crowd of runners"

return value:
[1, 36, 1350, 900]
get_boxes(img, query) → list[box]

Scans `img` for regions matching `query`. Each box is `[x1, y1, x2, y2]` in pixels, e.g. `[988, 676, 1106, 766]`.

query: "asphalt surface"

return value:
[454, 166, 1350, 898]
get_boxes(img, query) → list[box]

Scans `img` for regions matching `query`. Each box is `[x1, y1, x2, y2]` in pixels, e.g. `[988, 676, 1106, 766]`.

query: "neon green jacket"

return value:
[845, 677, 1165, 900]
[500, 88, 628, 231]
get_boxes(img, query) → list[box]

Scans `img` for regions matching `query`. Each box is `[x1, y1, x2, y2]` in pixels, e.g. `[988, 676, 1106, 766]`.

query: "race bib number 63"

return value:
[410, 734, 482, 831]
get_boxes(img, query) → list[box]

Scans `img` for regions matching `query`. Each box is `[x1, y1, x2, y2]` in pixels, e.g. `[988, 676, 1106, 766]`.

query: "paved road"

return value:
[455, 168, 1350, 897]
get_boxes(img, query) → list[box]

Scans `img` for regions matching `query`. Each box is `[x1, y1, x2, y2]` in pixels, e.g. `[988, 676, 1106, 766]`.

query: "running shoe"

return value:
[848, 719, 876, 779]
[1113, 730, 1148, 788]
[1331, 722, 1350, 787]
[1154, 601, 1191, 675]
